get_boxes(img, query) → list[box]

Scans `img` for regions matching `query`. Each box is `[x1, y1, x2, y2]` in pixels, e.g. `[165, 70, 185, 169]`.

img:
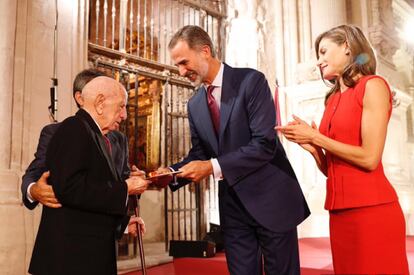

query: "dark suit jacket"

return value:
[107, 130, 131, 181]
[21, 124, 130, 209]
[171, 64, 310, 232]
[22, 123, 59, 209]
[29, 109, 128, 275]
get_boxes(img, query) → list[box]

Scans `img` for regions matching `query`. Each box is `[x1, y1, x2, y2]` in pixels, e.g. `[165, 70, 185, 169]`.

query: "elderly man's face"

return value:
[101, 86, 127, 133]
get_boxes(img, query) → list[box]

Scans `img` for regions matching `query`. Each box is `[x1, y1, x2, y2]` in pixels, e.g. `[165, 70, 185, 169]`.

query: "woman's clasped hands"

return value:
[275, 115, 320, 153]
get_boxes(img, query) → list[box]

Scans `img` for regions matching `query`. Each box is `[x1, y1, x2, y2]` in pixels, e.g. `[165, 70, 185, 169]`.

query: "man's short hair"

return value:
[168, 25, 216, 57]
[72, 68, 108, 108]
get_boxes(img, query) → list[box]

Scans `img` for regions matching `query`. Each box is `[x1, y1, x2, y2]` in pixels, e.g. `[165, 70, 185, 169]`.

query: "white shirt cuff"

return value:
[211, 158, 223, 181]
[124, 221, 129, 234]
[27, 182, 36, 203]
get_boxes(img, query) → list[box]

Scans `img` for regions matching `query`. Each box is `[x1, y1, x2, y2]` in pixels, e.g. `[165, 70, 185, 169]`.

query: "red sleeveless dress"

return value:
[319, 75, 409, 274]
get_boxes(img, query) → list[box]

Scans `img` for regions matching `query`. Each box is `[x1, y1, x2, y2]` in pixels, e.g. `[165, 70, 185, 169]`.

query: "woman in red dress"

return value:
[277, 25, 409, 274]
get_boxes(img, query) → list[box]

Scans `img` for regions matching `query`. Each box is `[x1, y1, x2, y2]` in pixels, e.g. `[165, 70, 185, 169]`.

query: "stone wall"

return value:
[0, 0, 88, 272]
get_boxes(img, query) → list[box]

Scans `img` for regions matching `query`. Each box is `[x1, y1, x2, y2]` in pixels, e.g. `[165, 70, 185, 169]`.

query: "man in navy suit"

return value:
[163, 25, 310, 274]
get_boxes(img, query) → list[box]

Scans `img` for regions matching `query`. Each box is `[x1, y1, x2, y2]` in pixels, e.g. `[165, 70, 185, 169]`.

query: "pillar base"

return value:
[0, 169, 28, 274]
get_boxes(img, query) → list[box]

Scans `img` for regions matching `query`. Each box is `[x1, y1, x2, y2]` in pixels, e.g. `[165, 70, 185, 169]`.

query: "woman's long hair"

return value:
[315, 25, 377, 104]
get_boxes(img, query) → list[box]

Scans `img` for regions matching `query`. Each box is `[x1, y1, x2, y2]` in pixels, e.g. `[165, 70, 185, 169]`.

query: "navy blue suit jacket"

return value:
[171, 64, 310, 232]
[21, 123, 59, 209]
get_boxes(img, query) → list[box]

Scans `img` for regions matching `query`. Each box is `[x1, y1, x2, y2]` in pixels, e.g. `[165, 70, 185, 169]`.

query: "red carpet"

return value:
[126, 237, 414, 275]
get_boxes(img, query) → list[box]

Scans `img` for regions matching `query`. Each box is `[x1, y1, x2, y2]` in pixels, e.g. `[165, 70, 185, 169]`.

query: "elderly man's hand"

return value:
[130, 165, 146, 179]
[126, 176, 150, 195]
[177, 160, 213, 182]
[128, 216, 146, 237]
[31, 171, 62, 208]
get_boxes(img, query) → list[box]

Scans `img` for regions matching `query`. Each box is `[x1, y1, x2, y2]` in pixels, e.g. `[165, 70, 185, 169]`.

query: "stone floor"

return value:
[118, 242, 173, 274]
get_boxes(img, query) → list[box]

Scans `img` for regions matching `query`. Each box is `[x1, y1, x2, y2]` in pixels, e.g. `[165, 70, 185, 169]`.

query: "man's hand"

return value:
[157, 167, 171, 174]
[126, 176, 150, 195]
[178, 160, 213, 182]
[130, 165, 146, 179]
[128, 216, 146, 237]
[30, 171, 62, 208]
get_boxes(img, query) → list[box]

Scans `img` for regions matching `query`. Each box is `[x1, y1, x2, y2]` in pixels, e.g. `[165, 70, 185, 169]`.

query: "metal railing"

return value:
[89, 0, 226, 64]
[88, 0, 226, 256]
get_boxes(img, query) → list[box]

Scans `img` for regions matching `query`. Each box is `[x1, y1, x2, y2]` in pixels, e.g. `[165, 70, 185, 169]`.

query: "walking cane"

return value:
[131, 195, 147, 275]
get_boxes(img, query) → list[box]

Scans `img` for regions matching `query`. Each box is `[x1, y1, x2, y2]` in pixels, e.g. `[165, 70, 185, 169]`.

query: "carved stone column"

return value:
[0, 1, 26, 274]
[225, 0, 259, 68]
[295, 0, 347, 85]
[299, 0, 312, 62]
[310, 0, 347, 42]
[0, 0, 16, 170]
[368, 0, 399, 69]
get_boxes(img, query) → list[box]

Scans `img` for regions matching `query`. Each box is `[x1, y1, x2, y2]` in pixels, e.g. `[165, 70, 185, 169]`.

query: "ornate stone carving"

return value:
[368, 0, 400, 64]
[296, 61, 321, 83]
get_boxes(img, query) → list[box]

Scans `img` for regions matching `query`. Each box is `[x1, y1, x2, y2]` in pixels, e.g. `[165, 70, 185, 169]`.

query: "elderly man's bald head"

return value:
[81, 76, 127, 134]
[82, 76, 124, 100]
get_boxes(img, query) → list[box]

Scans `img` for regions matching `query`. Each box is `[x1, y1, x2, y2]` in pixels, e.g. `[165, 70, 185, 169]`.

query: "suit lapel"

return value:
[219, 64, 236, 142]
[194, 87, 218, 155]
[96, 133, 120, 182]
[76, 109, 121, 182]
[107, 132, 125, 178]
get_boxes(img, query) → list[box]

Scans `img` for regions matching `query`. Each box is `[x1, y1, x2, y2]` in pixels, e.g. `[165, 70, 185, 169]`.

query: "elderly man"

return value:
[29, 76, 145, 275]
[22, 69, 147, 209]
[21, 68, 147, 238]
